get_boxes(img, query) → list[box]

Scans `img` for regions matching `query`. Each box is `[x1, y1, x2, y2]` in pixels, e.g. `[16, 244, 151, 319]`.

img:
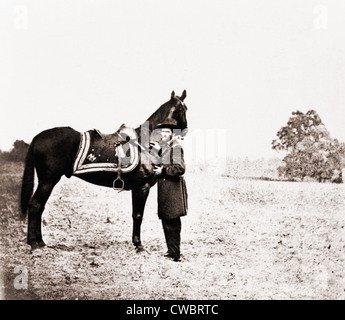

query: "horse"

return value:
[20, 90, 188, 251]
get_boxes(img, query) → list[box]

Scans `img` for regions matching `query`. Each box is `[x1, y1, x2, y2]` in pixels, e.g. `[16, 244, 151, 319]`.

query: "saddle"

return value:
[73, 124, 139, 175]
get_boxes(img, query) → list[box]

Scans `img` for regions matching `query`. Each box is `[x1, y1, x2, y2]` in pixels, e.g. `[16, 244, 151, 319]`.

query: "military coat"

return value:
[157, 140, 188, 219]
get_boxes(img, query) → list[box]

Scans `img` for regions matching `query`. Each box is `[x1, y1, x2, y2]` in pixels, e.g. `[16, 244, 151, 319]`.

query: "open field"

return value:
[1, 161, 345, 300]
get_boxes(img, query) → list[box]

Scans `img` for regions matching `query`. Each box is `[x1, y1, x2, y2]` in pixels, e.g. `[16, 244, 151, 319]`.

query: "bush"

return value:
[0, 140, 29, 163]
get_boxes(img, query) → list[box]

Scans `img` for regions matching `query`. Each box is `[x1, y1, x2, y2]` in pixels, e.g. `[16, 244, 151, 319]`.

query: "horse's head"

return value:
[140, 90, 189, 143]
[167, 90, 188, 137]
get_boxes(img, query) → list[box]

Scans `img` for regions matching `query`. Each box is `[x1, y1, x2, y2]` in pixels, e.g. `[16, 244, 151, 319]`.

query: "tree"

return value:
[272, 110, 345, 182]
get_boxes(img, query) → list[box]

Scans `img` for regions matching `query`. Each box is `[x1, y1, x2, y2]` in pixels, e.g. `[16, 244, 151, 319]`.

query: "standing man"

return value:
[151, 118, 188, 262]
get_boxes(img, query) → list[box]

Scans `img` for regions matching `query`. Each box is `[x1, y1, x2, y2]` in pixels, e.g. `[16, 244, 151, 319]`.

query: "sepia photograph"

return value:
[1, 0, 345, 308]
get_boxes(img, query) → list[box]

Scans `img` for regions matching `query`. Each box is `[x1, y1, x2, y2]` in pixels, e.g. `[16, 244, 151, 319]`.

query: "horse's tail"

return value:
[20, 141, 35, 219]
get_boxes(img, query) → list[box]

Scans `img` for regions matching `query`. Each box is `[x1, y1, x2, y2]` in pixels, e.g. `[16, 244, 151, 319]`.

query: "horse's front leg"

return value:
[131, 183, 150, 252]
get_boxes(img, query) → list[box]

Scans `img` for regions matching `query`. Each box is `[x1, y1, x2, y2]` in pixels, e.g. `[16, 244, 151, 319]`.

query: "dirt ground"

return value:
[1, 162, 345, 300]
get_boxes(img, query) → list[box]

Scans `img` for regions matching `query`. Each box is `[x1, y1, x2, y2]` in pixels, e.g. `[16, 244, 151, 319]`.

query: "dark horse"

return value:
[20, 90, 188, 251]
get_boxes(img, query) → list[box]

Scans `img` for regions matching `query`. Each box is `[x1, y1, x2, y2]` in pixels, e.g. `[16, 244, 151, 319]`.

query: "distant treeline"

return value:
[225, 157, 282, 180]
[0, 140, 29, 162]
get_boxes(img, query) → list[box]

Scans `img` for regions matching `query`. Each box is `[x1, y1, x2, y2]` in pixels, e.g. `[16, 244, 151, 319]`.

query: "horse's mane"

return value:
[134, 99, 173, 134]
[145, 100, 173, 130]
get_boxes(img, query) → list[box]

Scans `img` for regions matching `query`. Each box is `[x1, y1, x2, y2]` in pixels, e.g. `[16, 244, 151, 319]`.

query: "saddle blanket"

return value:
[73, 128, 139, 175]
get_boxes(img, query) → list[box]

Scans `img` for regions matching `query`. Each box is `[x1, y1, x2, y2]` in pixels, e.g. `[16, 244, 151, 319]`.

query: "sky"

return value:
[1, 0, 345, 160]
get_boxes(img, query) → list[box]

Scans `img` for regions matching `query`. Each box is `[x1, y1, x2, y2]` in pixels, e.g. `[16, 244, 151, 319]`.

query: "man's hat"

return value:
[155, 118, 179, 130]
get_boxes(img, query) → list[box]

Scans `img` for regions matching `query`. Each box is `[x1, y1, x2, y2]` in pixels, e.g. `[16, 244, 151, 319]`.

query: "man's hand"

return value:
[150, 141, 161, 151]
[153, 165, 163, 175]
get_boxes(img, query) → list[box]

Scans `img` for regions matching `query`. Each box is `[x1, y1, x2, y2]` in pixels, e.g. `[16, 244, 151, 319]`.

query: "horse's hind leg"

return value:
[27, 179, 59, 250]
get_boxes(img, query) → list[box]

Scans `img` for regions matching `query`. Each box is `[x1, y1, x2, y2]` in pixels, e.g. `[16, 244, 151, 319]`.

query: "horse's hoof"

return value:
[28, 241, 45, 251]
[38, 241, 46, 248]
[30, 242, 39, 251]
[136, 245, 145, 253]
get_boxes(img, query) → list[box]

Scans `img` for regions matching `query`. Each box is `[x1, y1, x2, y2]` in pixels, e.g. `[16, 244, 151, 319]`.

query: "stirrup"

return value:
[113, 177, 124, 192]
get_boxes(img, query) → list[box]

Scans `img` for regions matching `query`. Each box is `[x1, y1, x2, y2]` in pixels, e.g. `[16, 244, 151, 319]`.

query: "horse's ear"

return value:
[180, 90, 187, 101]
[171, 91, 175, 99]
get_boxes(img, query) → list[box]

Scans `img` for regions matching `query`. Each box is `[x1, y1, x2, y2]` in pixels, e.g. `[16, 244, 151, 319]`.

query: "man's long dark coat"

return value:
[157, 140, 188, 219]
